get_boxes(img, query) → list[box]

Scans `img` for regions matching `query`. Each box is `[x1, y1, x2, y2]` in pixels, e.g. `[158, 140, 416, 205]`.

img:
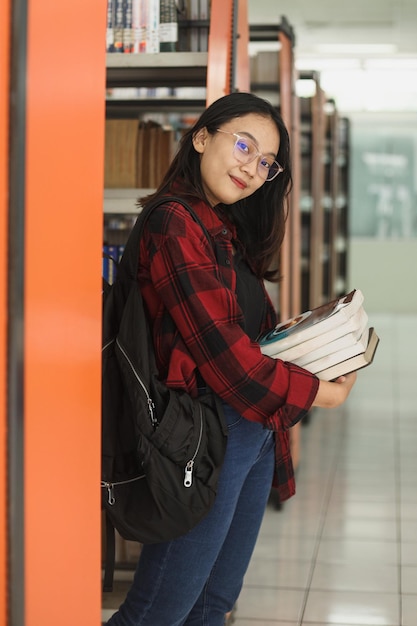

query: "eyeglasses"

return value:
[216, 129, 284, 182]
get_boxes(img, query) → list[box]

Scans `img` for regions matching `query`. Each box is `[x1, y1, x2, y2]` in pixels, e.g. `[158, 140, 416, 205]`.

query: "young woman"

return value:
[105, 92, 356, 626]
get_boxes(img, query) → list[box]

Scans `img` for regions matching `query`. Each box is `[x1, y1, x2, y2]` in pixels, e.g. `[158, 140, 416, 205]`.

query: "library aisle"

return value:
[103, 313, 417, 626]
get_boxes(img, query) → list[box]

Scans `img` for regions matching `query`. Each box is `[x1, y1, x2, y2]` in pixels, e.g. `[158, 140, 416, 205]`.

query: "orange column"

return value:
[206, 0, 233, 104]
[235, 0, 250, 93]
[0, 0, 10, 622]
[23, 1, 106, 625]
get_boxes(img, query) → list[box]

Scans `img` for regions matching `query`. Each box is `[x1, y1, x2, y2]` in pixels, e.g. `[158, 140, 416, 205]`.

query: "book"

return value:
[271, 306, 368, 365]
[132, 0, 147, 53]
[122, 0, 134, 53]
[113, 0, 125, 52]
[300, 326, 370, 374]
[259, 290, 364, 357]
[313, 327, 380, 381]
[146, 0, 160, 53]
[104, 119, 139, 188]
[106, 0, 116, 52]
[159, 0, 178, 51]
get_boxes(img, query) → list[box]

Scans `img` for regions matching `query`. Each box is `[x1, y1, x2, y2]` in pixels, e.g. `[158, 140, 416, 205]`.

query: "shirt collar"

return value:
[188, 199, 237, 241]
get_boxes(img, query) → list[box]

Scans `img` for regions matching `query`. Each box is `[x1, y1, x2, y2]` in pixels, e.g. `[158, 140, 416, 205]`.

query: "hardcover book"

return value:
[300, 326, 370, 374]
[313, 327, 380, 381]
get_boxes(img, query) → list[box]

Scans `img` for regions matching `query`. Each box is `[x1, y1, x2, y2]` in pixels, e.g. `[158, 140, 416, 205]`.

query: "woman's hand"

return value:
[311, 371, 357, 409]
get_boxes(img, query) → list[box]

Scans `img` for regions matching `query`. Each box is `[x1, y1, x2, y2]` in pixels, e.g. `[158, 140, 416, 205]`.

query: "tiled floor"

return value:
[103, 313, 417, 625]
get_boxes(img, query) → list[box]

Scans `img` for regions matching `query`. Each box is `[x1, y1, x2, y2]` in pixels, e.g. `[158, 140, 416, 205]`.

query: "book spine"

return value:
[103, 245, 110, 283]
[132, 0, 146, 53]
[106, 0, 116, 52]
[159, 0, 178, 52]
[146, 0, 160, 53]
[113, 0, 125, 52]
[188, 0, 199, 52]
[123, 0, 134, 53]
[198, 0, 209, 52]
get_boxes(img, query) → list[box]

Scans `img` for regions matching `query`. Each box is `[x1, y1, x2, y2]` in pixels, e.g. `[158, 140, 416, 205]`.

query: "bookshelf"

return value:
[104, 0, 249, 218]
[249, 18, 300, 321]
[299, 71, 326, 311]
[332, 113, 350, 297]
[298, 73, 350, 311]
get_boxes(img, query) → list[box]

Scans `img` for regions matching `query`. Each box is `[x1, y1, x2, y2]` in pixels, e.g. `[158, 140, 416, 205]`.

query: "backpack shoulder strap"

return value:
[118, 195, 212, 280]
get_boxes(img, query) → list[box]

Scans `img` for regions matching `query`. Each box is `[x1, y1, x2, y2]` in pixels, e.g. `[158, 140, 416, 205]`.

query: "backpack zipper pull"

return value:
[101, 481, 116, 505]
[148, 398, 158, 429]
[184, 460, 194, 487]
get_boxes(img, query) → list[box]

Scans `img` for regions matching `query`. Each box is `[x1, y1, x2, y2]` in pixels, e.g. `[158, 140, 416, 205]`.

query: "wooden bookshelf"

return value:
[298, 74, 350, 311]
[249, 18, 300, 321]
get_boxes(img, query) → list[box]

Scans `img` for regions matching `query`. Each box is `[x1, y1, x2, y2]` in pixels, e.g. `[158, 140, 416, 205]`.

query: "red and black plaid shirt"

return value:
[138, 197, 319, 501]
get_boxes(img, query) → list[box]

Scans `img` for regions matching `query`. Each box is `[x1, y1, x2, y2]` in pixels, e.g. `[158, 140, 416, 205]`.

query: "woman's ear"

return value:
[192, 127, 208, 154]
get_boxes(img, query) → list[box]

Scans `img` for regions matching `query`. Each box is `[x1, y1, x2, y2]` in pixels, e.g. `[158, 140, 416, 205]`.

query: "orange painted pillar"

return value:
[206, 0, 233, 104]
[0, 0, 10, 622]
[6, 0, 106, 624]
[235, 0, 250, 93]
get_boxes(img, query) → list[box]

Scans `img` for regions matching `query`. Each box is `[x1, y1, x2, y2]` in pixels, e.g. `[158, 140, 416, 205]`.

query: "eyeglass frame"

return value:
[215, 128, 284, 182]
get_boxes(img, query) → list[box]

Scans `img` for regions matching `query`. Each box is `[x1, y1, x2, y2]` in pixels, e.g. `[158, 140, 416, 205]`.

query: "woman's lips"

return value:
[230, 175, 247, 190]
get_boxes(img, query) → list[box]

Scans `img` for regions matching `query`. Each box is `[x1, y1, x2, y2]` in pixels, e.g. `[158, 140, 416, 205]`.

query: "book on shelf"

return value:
[159, 0, 178, 51]
[123, 0, 134, 53]
[113, 0, 125, 52]
[107, 0, 212, 53]
[106, 0, 116, 52]
[105, 118, 175, 189]
[259, 290, 380, 381]
[105, 119, 139, 188]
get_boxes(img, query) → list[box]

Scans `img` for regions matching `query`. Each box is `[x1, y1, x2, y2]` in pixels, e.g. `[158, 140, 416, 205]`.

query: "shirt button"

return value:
[221, 228, 228, 235]
[225, 258, 231, 265]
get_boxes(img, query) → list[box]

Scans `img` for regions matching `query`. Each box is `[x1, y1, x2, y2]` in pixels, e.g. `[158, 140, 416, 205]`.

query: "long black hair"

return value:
[145, 91, 292, 281]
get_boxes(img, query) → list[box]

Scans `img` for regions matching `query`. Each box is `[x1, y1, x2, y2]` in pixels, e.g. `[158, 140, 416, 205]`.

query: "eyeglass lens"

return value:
[233, 136, 280, 181]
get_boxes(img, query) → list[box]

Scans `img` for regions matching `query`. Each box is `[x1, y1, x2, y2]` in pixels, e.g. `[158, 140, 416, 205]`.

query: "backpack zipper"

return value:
[183, 403, 204, 488]
[111, 338, 204, 489]
[101, 474, 145, 506]
[115, 337, 158, 429]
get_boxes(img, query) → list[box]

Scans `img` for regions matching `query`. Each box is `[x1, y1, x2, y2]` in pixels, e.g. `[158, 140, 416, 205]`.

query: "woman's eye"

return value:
[260, 158, 271, 170]
[236, 139, 250, 155]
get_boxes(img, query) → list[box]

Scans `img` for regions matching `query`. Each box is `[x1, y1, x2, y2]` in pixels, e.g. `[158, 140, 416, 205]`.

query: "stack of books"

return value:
[259, 290, 380, 381]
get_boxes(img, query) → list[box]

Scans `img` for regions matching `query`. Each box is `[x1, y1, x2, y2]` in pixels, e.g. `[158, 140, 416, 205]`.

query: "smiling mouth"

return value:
[230, 175, 247, 190]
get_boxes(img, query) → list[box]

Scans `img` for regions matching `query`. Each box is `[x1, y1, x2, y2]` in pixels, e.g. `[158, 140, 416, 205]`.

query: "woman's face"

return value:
[192, 113, 280, 207]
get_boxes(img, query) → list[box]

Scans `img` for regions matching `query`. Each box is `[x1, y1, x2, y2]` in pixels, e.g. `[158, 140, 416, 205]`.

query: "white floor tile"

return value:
[401, 594, 417, 626]
[232, 586, 306, 622]
[310, 561, 399, 593]
[303, 590, 400, 625]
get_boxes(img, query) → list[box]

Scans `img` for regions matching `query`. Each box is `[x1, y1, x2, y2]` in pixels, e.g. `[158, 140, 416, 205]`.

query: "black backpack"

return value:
[101, 196, 228, 590]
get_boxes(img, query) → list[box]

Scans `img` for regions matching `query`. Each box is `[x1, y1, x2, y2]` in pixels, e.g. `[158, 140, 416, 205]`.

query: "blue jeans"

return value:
[106, 403, 275, 626]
